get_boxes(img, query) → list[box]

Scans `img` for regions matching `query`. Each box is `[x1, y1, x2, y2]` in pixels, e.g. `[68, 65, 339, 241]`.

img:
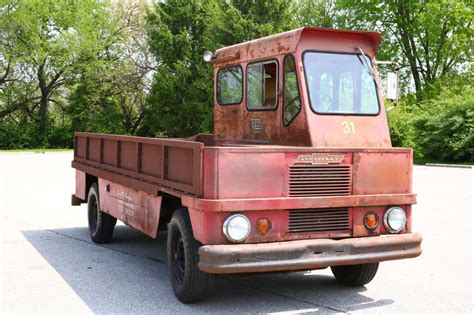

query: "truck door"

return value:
[245, 59, 280, 143]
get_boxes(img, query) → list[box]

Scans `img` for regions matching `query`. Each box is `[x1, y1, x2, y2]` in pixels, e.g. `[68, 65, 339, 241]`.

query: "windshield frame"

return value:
[302, 50, 381, 116]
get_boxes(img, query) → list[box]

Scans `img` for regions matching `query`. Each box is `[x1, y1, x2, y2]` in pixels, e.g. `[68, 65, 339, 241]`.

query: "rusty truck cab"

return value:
[212, 27, 390, 147]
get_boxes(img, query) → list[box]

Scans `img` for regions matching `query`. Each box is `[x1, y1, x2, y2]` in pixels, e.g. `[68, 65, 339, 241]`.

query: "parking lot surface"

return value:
[1, 152, 472, 313]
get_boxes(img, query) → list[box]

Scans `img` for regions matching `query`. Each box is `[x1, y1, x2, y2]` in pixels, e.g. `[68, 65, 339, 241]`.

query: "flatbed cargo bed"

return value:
[72, 132, 204, 197]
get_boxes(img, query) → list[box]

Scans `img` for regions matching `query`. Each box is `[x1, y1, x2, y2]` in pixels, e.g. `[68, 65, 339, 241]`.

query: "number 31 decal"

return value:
[342, 121, 356, 134]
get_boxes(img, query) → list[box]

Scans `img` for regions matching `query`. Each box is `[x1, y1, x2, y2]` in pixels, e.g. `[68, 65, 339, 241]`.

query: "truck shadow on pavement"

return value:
[22, 225, 394, 313]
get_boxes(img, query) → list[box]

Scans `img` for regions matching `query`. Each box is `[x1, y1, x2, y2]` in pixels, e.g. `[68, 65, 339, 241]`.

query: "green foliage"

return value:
[0, 0, 115, 126]
[388, 78, 473, 163]
[0, 0, 154, 149]
[0, 122, 41, 149]
[386, 102, 420, 159]
[142, 0, 214, 137]
[412, 88, 474, 162]
[295, 0, 338, 28]
[68, 80, 126, 135]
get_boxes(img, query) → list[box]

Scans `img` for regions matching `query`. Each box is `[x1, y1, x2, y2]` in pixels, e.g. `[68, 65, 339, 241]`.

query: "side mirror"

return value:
[376, 60, 400, 109]
[386, 71, 399, 102]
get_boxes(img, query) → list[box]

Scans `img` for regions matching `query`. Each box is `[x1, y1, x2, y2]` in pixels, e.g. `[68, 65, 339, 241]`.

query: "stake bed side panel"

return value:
[72, 132, 204, 197]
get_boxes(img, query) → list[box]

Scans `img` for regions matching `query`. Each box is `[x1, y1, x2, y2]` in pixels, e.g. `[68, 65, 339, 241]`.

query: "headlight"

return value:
[383, 207, 407, 233]
[223, 214, 251, 243]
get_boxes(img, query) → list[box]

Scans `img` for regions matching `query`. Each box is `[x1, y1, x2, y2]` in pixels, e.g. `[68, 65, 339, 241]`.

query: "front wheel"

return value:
[167, 208, 209, 303]
[331, 262, 379, 286]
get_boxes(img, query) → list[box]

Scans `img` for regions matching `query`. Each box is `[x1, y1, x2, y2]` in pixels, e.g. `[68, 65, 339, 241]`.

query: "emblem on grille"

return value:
[295, 153, 345, 165]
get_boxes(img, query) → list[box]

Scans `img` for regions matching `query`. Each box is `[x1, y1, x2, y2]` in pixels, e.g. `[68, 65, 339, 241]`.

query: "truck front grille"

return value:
[288, 208, 350, 233]
[288, 164, 352, 197]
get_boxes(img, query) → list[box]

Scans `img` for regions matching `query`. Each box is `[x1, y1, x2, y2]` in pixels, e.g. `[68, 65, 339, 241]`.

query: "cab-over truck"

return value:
[71, 27, 422, 303]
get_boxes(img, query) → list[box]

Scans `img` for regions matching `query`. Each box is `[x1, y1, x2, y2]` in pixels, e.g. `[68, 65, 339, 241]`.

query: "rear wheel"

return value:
[87, 183, 116, 244]
[331, 262, 379, 286]
[167, 208, 209, 303]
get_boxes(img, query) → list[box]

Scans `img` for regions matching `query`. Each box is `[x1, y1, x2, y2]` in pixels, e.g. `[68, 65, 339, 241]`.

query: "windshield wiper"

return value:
[356, 47, 374, 77]
[356, 47, 379, 90]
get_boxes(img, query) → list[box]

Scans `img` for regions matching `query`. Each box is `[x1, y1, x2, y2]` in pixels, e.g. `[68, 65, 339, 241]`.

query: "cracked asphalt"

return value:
[1, 152, 472, 313]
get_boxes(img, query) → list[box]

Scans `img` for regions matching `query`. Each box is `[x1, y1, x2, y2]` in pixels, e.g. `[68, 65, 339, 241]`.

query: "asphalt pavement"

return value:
[1, 152, 472, 313]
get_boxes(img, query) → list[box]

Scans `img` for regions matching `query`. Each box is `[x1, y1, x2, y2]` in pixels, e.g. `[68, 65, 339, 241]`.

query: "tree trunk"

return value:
[37, 62, 49, 136]
[38, 94, 49, 134]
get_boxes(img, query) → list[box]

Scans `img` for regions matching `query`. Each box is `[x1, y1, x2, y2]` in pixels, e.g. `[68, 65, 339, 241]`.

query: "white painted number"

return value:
[342, 121, 356, 134]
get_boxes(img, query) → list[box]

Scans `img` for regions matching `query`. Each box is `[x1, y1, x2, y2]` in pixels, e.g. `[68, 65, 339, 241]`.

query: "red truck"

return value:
[71, 27, 422, 303]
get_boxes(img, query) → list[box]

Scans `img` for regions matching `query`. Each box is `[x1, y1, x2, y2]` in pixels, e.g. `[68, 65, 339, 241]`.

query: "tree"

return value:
[68, 0, 156, 135]
[338, 0, 473, 99]
[142, 0, 215, 137]
[0, 0, 117, 144]
[295, 0, 339, 28]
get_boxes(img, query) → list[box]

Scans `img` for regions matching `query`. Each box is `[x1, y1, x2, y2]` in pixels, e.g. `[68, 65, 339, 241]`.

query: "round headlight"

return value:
[223, 214, 251, 243]
[383, 207, 407, 233]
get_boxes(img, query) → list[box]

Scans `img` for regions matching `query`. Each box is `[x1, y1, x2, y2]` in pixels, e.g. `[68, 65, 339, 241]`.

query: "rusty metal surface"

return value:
[183, 193, 416, 213]
[212, 27, 386, 148]
[72, 160, 160, 196]
[99, 178, 162, 238]
[353, 151, 413, 194]
[198, 232, 422, 274]
[187, 203, 414, 245]
[288, 164, 352, 197]
[352, 205, 412, 237]
[72, 132, 203, 196]
[288, 208, 351, 233]
[72, 134, 417, 246]
[201, 146, 411, 200]
[214, 27, 381, 67]
[188, 206, 353, 246]
[75, 170, 86, 201]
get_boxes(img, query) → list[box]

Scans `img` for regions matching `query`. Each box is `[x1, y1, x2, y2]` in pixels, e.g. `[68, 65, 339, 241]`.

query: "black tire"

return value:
[87, 183, 117, 244]
[331, 262, 379, 286]
[167, 208, 209, 303]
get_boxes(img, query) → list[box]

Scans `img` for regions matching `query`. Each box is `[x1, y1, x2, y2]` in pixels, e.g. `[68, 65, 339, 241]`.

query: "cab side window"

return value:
[247, 60, 278, 110]
[217, 66, 243, 105]
[283, 55, 301, 125]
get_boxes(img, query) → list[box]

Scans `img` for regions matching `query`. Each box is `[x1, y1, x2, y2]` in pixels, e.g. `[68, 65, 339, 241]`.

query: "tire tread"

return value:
[88, 183, 116, 244]
[167, 208, 209, 303]
[331, 262, 379, 286]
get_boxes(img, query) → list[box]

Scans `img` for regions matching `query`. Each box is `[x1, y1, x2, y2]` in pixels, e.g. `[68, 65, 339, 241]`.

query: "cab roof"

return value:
[213, 27, 381, 65]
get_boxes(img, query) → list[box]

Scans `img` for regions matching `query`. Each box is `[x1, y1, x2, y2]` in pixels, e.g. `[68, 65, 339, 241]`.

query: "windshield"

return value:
[303, 51, 380, 115]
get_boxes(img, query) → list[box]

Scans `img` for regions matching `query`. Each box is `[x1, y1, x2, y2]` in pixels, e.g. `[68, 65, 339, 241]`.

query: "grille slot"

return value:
[289, 164, 352, 197]
[288, 208, 350, 233]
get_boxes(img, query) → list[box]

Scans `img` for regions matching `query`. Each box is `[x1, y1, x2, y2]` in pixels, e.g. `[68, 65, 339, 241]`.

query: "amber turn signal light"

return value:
[256, 218, 271, 234]
[364, 212, 379, 230]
